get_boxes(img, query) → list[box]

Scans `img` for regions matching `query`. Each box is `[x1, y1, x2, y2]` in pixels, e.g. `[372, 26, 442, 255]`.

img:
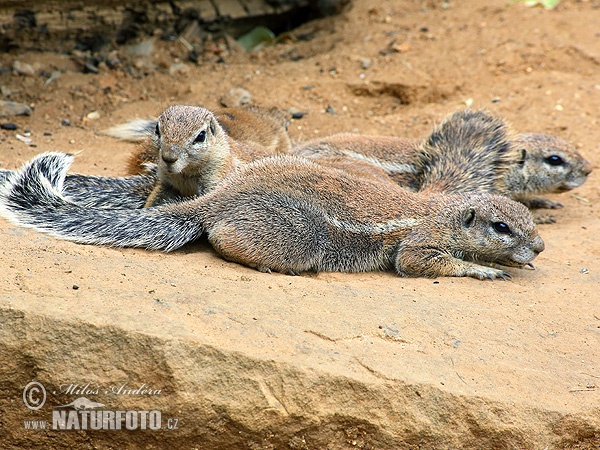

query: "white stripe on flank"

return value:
[342, 151, 417, 174]
[324, 216, 420, 234]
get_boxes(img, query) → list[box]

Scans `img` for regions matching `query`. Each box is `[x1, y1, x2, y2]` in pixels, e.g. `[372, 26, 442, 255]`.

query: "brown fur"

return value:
[292, 110, 592, 209]
[122, 105, 291, 207]
[126, 105, 291, 176]
[159, 155, 545, 279]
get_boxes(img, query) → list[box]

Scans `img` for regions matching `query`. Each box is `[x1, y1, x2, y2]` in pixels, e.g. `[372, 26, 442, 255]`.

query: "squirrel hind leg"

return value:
[205, 211, 324, 275]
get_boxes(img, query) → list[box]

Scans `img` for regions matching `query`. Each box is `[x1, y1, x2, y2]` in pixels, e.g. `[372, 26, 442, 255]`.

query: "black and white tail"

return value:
[1, 166, 156, 209]
[0, 153, 204, 251]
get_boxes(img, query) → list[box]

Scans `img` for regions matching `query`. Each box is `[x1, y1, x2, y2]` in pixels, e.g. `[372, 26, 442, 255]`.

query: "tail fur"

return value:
[418, 109, 517, 195]
[104, 118, 158, 142]
[0, 153, 204, 251]
[1, 167, 156, 209]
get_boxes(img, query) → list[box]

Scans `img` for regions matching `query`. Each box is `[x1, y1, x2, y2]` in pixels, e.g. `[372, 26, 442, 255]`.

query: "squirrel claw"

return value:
[499, 271, 512, 281]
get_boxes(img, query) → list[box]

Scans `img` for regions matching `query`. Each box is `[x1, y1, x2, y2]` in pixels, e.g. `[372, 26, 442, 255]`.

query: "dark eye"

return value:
[194, 130, 206, 144]
[545, 155, 564, 166]
[154, 123, 160, 137]
[493, 222, 511, 234]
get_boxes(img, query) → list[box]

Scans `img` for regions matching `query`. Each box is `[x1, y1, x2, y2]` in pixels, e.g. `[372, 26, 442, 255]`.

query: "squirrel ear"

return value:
[209, 118, 217, 136]
[462, 207, 476, 227]
[519, 148, 527, 166]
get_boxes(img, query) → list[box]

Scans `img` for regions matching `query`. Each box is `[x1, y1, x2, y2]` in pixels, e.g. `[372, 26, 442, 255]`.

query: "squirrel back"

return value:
[293, 133, 421, 189]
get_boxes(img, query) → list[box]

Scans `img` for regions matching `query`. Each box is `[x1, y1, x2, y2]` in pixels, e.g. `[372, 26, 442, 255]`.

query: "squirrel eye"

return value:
[545, 155, 564, 166]
[154, 123, 160, 137]
[493, 222, 511, 234]
[194, 130, 206, 144]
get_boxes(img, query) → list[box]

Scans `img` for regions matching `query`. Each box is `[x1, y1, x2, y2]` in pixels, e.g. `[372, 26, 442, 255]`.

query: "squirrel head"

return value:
[153, 105, 230, 176]
[444, 193, 545, 268]
[508, 133, 593, 195]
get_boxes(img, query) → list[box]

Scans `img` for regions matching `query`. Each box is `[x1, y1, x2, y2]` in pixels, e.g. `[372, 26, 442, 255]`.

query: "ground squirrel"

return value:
[104, 105, 291, 207]
[293, 110, 592, 208]
[0, 152, 544, 280]
[107, 105, 291, 173]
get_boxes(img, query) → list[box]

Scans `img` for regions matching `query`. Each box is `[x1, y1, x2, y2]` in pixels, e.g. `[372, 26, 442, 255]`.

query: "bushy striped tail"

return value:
[104, 118, 157, 142]
[0, 153, 204, 251]
[1, 166, 156, 209]
[418, 109, 517, 195]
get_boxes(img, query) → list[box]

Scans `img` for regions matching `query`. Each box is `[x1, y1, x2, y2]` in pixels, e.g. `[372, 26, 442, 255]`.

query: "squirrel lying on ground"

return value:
[293, 115, 592, 210]
[0, 152, 544, 279]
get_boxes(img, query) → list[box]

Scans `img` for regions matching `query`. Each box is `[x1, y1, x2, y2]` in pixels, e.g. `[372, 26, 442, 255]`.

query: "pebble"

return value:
[168, 63, 190, 76]
[12, 60, 35, 76]
[61, 119, 71, 126]
[125, 39, 154, 58]
[72, 284, 79, 290]
[325, 105, 337, 114]
[359, 57, 372, 70]
[16, 134, 32, 145]
[220, 87, 252, 107]
[83, 62, 99, 74]
[0, 100, 32, 117]
[0, 123, 17, 130]
[86, 111, 100, 120]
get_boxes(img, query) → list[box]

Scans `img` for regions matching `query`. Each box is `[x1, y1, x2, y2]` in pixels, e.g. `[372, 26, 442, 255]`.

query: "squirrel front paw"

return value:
[465, 265, 512, 281]
[521, 197, 564, 210]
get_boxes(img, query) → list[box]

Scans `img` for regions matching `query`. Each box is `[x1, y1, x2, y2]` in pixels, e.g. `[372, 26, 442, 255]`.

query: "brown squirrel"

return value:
[0, 152, 544, 280]
[293, 112, 592, 210]
[107, 104, 291, 175]
[106, 105, 291, 207]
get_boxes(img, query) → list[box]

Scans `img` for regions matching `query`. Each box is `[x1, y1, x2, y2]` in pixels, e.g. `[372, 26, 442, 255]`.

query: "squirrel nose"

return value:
[162, 146, 180, 164]
[532, 236, 545, 254]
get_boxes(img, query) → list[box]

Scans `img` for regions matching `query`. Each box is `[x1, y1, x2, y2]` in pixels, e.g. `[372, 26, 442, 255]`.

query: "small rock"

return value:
[12, 60, 35, 76]
[86, 111, 100, 120]
[72, 285, 79, 290]
[0, 86, 14, 97]
[16, 134, 32, 145]
[0, 123, 17, 130]
[168, 63, 190, 76]
[83, 62, 99, 74]
[43, 132, 52, 136]
[220, 88, 252, 107]
[359, 57, 372, 70]
[0, 100, 32, 117]
[325, 105, 337, 114]
[61, 119, 71, 127]
[125, 39, 154, 58]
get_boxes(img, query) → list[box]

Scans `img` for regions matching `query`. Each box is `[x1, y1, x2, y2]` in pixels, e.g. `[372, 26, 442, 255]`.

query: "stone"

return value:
[0, 224, 598, 449]
[0, 100, 32, 117]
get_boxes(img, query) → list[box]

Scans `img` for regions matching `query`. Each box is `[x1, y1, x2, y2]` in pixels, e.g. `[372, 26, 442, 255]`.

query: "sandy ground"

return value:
[1, 0, 599, 447]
